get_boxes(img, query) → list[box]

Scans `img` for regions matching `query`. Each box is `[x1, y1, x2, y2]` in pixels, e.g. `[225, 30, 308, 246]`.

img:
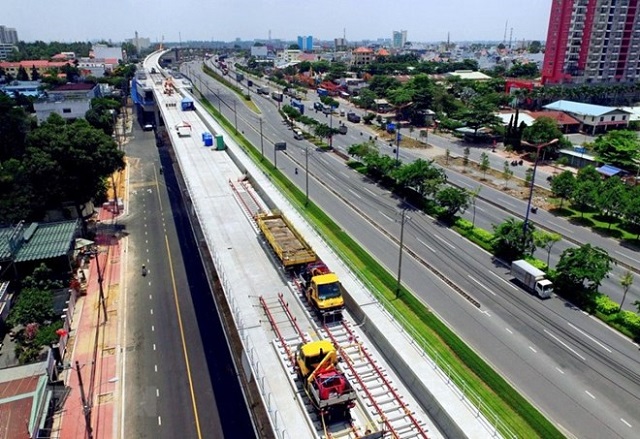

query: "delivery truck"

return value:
[510, 260, 553, 299]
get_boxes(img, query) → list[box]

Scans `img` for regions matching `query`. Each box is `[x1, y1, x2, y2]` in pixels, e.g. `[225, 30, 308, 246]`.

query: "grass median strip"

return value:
[197, 93, 564, 439]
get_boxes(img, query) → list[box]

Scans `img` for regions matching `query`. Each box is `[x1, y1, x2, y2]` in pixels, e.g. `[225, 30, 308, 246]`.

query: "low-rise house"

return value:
[34, 82, 100, 122]
[543, 100, 631, 134]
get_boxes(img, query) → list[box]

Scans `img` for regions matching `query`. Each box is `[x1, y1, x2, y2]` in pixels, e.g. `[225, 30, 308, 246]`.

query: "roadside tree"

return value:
[502, 161, 514, 188]
[619, 270, 634, 312]
[492, 218, 536, 261]
[436, 187, 470, 220]
[392, 159, 446, 198]
[593, 130, 640, 170]
[555, 244, 614, 298]
[571, 180, 599, 217]
[550, 170, 575, 208]
[596, 177, 628, 228]
[534, 231, 562, 268]
[479, 152, 490, 179]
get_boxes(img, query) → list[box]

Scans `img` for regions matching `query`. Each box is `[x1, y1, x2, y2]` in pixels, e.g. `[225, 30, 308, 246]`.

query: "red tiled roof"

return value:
[377, 48, 390, 56]
[0, 375, 40, 439]
[353, 46, 373, 54]
[0, 60, 72, 69]
[528, 110, 581, 125]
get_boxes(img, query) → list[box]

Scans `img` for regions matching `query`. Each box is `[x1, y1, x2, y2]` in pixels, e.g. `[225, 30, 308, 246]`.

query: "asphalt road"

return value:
[182, 60, 640, 439]
[120, 121, 254, 438]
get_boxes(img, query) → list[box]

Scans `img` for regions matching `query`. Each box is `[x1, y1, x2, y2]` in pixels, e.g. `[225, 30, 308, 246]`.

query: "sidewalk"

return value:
[51, 134, 129, 439]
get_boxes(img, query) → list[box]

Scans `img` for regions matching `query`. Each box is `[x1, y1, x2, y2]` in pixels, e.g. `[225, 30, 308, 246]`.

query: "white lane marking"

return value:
[150, 309, 154, 315]
[585, 390, 596, 400]
[340, 171, 350, 178]
[151, 325, 155, 332]
[505, 328, 513, 334]
[348, 188, 362, 199]
[529, 346, 537, 353]
[364, 187, 377, 197]
[158, 416, 162, 426]
[149, 294, 152, 300]
[459, 181, 473, 188]
[555, 367, 565, 374]
[567, 322, 612, 353]
[154, 364, 158, 372]
[615, 250, 640, 264]
[434, 234, 456, 249]
[416, 237, 436, 253]
[475, 206, 486, 212]
[620, 418, 632, 428]
[153, 343, 156, 351]
[549, 221, 574, 234]
[156, 388, 160, 397]
[327, 173, 337, 181]
[468, 275, 497, 296]
[501, 200, 517, 208]
[379, 211, 394, 222]
[544, 329, 586, 360]
[489, 271, 519, 290]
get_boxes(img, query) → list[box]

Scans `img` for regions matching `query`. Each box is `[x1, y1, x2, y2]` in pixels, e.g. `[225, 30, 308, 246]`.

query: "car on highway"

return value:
[143, 123, 154, 131]
[293, 129, 304, 140]
[313, 102, 324, 111]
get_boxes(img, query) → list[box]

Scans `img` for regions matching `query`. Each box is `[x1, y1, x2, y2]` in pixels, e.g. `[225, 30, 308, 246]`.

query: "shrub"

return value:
[455, 218, 474, 231]
[594, 294, 620, 315]
[617, 310, 640, 337]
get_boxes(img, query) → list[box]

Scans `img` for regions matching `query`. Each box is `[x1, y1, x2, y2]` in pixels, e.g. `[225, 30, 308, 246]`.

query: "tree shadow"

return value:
[592, 225, 623, 239]
[568, 216, 595, 228]
[549, 206, 574, 217]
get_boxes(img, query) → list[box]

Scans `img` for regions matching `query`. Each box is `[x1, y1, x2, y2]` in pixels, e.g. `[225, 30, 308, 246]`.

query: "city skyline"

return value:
[5, 0, 552, 44]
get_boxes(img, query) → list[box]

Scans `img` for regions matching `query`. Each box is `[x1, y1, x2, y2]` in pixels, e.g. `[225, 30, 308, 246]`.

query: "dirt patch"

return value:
[435, 155, 556, 211]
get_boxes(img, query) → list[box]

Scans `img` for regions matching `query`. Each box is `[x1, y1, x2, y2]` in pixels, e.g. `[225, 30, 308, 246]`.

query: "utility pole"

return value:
[396, 208, 410, 298]
[329, 109, 333, 149]
[305, 144, 309, 205]
[94, 248, 108, 323]
[522, 138, 558, 239]
[395, 126, 401, 161]
[274, 143, 277, 169]
[75, 361, 94, 439]
[259, 118, 264, 160]
[233, 100, 237, 133]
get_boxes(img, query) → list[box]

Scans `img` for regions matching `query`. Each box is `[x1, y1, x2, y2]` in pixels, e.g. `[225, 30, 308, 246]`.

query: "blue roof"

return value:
[543, 100, 629, 117]
[596, 164, 624, 177]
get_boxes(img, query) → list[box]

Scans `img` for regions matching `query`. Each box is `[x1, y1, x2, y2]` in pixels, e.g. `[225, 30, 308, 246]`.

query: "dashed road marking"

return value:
[150, 309, 154, 315]
[434, 234, 455, 249]
[620, 418, 632, 428]
[153, 343, 156, 351]
[151, 325, 155, 332]
[469, 275, 496, 296]
[348, 189, 362, 199]
[154, 364, 158, 372]
[379, 211, 394, 222]
[555, 367, 565, 374]
[156, 388, 160, 397]
[505, 328, 513, 334]
[364, 187, 377, 197]
[529, 346, 537, 353]
[567, 322, 611, 353]
[158, 416, 162, 426]
[544, 329, 586, 360]
[585, 390, 596, 399]
[416, 237, 436, 253]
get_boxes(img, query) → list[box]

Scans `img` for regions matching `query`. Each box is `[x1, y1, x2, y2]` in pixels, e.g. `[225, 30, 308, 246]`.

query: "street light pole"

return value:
[329, 110, 333, 149]
[93, 248, 108, 323]
[75, 361, 94, 439]
[522, 138, 559, 238]
[233, 100, 238, 133]
[396, 208, 410, 298]
[259, 118, 264, 160]
[305, 144, 309, 206]
[395, 126, 400, 161]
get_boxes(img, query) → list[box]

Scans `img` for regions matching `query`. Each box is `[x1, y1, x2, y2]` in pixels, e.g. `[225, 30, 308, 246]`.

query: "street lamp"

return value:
[395, 207, 411, 298]
[88, 247, 108, 323]
[259, 118, 264, 160]
[74, 361, 94, 439]
[522, 138, 559, 237]
[305, 144, 310, 206]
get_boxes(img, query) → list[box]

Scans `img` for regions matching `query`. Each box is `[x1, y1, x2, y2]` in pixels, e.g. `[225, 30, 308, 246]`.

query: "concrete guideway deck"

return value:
[144, 51, 499, 438]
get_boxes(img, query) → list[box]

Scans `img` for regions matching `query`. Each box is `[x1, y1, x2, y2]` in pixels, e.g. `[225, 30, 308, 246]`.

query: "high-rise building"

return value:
[297, 35, 313, 52]
[542, 0, 640, 84]
[0, 26, 18, 44]
[392, 30, 407, 48]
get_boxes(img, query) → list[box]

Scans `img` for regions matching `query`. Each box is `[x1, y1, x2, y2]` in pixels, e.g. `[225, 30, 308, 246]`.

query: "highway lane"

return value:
[121, 122, 254, 438]
[189, 60, 640, 309]
[182, 62, 637, 437]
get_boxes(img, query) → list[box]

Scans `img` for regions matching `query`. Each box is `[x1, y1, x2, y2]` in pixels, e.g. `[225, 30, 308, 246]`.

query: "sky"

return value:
[4, 0, 553, 44]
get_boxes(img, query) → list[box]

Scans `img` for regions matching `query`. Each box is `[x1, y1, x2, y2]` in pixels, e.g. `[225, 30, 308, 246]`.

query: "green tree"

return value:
[479, 152, 490, 179]
[458, 97, 500, 135]
[522, 117, 568, 155]
[356, 89, 377, 110]
[436, 186, 470, 219]
[0, 93, 32, 161]
[6, 288, 54, 327]
[392, 159, 446, 198]
[596, 177, 627, 228]
[555, 244, 614, 296]
[16, 66, 29, 81]
[592, 130, 640, 169]
[550, 170, 576, 208]
[529, 40, 542, 53]
[502, 160, 514, 188]
[624, 186, 640, 238]
[534, 231, 562, 268]
[313, 123, 333, 142]
[619, 270, 634, 311]
[571, 180, 599, 217]
[462, 146, 470, 168]
[507, 62, 539, 78]
[347, 141, 377, 159]
[524, 167, 533, 187]
[23, 114, 125, 228]
[30, 66, 40, 81]
[492, 218, 536, 261]
[576, 165, 601, 184]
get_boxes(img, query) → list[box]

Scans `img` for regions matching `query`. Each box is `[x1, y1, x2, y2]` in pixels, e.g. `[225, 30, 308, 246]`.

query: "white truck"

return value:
[510, 260, 553, 299]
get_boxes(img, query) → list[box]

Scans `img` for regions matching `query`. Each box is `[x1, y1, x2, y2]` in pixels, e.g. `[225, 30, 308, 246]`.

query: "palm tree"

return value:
[619, 270, 634, 312]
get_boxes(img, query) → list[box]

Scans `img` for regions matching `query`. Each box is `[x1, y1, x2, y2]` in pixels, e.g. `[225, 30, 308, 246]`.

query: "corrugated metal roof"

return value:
[597, 164, 624, 177]
[543, 100, 629, 117]
[0, 220, 78, 263]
